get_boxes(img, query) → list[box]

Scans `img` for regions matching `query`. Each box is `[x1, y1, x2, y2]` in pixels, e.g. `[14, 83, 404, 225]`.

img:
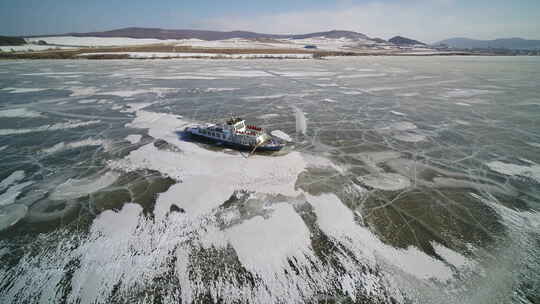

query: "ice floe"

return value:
[271, 130, 292, 142]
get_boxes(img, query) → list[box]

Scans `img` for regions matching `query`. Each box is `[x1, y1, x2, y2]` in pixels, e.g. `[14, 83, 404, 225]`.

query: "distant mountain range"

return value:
[435, 37, 540, 50]
[44, 27, 373, 42]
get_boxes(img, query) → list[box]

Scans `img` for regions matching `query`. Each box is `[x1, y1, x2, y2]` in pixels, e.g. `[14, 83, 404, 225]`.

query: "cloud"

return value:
[200, 0, 540, 43]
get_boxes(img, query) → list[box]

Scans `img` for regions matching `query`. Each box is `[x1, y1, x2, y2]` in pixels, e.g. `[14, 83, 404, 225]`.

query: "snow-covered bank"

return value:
[25, 36, 182, 47]
[0, 45, 75, 52]
[77, 52, 313, 59]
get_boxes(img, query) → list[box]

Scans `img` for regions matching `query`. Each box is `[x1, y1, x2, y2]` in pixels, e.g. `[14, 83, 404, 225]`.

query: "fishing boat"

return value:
[185, 117, 286, 152]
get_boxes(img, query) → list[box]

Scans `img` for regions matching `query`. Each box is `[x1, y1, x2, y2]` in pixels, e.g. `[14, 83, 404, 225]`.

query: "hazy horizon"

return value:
[1, 0, 539, 43]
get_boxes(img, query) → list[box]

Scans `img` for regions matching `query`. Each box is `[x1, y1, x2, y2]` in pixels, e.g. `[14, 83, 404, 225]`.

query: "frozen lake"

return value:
[0, 57, 539, 303]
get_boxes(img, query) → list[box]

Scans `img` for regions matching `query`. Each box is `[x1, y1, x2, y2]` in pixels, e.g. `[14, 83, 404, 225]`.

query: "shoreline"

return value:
[0, 45, 491, 60]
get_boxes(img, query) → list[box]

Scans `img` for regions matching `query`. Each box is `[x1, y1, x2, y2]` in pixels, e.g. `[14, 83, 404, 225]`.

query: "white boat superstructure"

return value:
[185, 117, 285, 151]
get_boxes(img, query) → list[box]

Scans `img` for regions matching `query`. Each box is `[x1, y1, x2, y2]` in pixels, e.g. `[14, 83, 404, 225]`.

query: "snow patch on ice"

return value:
[49, 172, 119, 200]
[393, 133, 427, 143]
[486, 161, 540, 183]
[390, 111, 406, 116]
[338, 73, 387, 78]
[222, 203, 311, 276]
[0, 171, 25, 192]
[0, 87, 49, 94]
[42, 138, 109, 154]
[0, 108, 43, 118]
[442, 88, 500, 98]
[526, 142, 540, 148]
[257, 113, 280, 119]
[0, 181, 34, 206]
[69, 87, 99, 97]
[357, 173, 411, 191]
[0, 204, 28, 231]
[0, 120, 101, 136]
[308, 193, 454, 281]
[125, 134, 142, 144]
[432, 242, 475, 269]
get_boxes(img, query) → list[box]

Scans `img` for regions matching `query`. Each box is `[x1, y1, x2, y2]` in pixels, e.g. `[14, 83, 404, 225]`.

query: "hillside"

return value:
[0, 36, 25, 46]
[388, 36, 426, 46]
[436, 37, 540, 50]
[35, 27, 375, 42]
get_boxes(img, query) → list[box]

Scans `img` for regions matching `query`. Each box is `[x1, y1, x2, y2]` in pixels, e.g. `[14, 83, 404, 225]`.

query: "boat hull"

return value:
[185, 129, 284, 152]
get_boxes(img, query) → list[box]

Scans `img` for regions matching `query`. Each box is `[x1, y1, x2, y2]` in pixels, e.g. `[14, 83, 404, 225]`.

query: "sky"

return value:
[1, 0, 539, 43]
